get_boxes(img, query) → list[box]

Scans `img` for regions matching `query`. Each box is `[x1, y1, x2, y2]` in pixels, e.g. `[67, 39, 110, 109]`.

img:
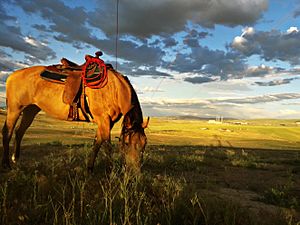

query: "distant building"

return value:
[208, 115, 223, 124]
[208, 120, 222, 124]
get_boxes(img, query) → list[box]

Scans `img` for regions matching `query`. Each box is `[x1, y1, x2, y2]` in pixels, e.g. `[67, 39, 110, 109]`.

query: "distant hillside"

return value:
[167, 115, 237, 120]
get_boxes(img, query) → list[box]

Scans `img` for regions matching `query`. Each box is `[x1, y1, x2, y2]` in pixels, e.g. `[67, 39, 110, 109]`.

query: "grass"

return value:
[0, 112, 300, 224]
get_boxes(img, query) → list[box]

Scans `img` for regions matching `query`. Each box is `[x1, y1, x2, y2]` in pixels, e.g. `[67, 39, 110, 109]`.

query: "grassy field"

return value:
[0, 112, 300, 225]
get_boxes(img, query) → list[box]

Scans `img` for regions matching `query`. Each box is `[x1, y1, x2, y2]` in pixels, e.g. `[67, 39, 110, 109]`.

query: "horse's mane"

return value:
[120, 75, 144, 136]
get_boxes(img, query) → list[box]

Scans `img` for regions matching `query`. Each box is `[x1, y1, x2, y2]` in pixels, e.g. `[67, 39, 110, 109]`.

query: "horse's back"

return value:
[6, 66, 46, 107]
[7, 66, 45, 84]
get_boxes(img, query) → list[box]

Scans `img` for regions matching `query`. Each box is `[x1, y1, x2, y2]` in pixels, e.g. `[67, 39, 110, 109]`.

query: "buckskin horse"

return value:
[1, 52, 149, 172]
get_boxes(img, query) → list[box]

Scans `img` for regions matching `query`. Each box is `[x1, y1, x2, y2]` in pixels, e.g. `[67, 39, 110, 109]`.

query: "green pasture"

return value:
[142, 117, 300, 150]
[0, 111, 299, 225]
[1, 112, 300, 150]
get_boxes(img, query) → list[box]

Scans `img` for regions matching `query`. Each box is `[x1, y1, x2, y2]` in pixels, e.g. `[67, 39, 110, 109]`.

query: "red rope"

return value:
[82, 57, 108, 89]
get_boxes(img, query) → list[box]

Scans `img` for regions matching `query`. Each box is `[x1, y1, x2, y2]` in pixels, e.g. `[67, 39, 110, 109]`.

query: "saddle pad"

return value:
[40, 69, 68, 84]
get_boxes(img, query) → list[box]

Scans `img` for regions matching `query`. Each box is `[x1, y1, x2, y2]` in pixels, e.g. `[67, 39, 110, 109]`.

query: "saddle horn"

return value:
[95, 51, 103, 58]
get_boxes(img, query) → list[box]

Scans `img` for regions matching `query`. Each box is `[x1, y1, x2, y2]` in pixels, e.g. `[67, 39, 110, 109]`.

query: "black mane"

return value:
[121, 76, 144, 136]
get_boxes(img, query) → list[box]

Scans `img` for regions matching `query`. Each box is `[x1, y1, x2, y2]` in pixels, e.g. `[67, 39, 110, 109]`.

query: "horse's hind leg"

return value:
[13, 105, 41, 163]
[2, 106, 23, 169]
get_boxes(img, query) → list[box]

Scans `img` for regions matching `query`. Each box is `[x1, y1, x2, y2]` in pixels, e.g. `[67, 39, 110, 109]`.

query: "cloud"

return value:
[293, 6, 300, 18]
[168, 46, 246, 80]
[162, 37, 178, 48]
[7, 0, 298, 82]
[143, 92, 300, 107]
[15, 0, 167, 76]
[0, 49, 28, 71]
[0, 1, 56, 64]
[184, 76, 218, 84]
[245, 64, 276, 77]
[119, 62, 171, 77]
[0, 71, 11, 82]
[7, 0, 275, 81]
[0, 1, 16, 21]
[141, 86, 164, 93]
[0, 24, 56, 65]
[214, 93, 300, 104]
[89, 0, 268, 38]
[254, 77, 299, 86]
[203, 80, 252, 91]
[232, 27, 300, 65]
[32, 24, 52, 32]
[0, 58, 28, 71]
[141, 92, 300, 118]
[183, 29, 211, 48]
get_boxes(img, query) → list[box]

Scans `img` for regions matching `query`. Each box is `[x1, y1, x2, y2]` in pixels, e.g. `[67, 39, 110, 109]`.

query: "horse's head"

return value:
[120, 117, 149, 172]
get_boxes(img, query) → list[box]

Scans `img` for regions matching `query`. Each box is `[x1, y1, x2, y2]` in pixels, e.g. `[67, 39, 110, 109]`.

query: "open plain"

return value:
[0, 112, 299, 225]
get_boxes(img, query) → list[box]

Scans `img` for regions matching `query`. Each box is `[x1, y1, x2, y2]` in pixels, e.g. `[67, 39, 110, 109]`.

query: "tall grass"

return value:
[0, 143, 299, 225]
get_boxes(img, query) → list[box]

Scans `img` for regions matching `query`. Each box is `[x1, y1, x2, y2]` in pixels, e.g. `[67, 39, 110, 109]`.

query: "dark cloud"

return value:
[163, 37, 178, 48]
[0, 58, 28, 71]
[186, 29, 211, 39]
[6, 0, 299, 83]
[15, 0, 93, 43]
[10, 0, 275, 80]
[254, 77, 299, 86]
[16, 0, 166, 76]
[0, 1, 56, 64]
[0, 1, 16, 21]
[89, 0, 268, 38]
[183, 38, 200, 48]
[0, 50, 24, 71]
[0, 49, 11, 58]
[232, 27, 300, 65]
[184, 76, 217, 84]
[183, 29, 211, 47]
[293, 3, 300, 18]
[32, 24, 52, 32]
[0, 23, 56, 64]
[169, 46, 246, 80]
[294, 10, 300, 18]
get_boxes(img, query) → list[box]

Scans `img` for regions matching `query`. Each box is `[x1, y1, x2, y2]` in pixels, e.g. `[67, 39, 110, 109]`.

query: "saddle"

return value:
[40, 51, 109, 121]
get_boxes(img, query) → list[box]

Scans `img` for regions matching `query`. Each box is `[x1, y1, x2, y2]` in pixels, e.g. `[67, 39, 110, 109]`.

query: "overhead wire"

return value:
[115, 0, 119, 70]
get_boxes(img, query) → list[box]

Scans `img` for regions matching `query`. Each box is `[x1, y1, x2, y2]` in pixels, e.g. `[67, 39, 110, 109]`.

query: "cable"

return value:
[115, 0, 119, 70]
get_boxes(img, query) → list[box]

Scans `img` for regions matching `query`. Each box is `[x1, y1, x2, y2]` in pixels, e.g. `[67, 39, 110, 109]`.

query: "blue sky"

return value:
[1, 0, 300, 119]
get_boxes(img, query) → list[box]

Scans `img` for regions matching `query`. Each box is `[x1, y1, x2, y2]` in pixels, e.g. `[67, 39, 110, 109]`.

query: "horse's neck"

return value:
[110, 70, 134, 115]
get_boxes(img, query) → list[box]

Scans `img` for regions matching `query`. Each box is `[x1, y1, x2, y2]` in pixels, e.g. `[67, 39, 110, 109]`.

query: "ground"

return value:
[0, 111, 299, 225]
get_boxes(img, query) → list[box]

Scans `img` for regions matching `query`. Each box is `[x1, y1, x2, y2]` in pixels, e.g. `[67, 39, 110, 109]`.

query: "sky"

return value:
[1, 0, 300, 119]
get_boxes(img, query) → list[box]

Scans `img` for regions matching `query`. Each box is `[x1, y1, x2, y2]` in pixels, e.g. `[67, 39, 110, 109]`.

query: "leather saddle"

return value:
[40, 51, 109, 121]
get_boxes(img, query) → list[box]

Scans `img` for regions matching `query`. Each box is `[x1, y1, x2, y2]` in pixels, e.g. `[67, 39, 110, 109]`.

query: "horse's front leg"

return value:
[2, 107, 23, 169]
[87, 116, 112, 173]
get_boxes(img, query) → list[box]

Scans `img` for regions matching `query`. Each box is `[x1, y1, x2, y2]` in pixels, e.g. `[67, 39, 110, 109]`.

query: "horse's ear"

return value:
[142, 117, 150, 129]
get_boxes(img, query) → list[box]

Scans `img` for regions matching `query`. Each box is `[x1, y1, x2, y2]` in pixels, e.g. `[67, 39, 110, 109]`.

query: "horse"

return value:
[1, 63, 149, 173]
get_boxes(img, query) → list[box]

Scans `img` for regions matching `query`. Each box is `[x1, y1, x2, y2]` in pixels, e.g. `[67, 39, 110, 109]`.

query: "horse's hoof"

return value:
[11, 154, 17, 164]
[1, 162, 12, 172]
